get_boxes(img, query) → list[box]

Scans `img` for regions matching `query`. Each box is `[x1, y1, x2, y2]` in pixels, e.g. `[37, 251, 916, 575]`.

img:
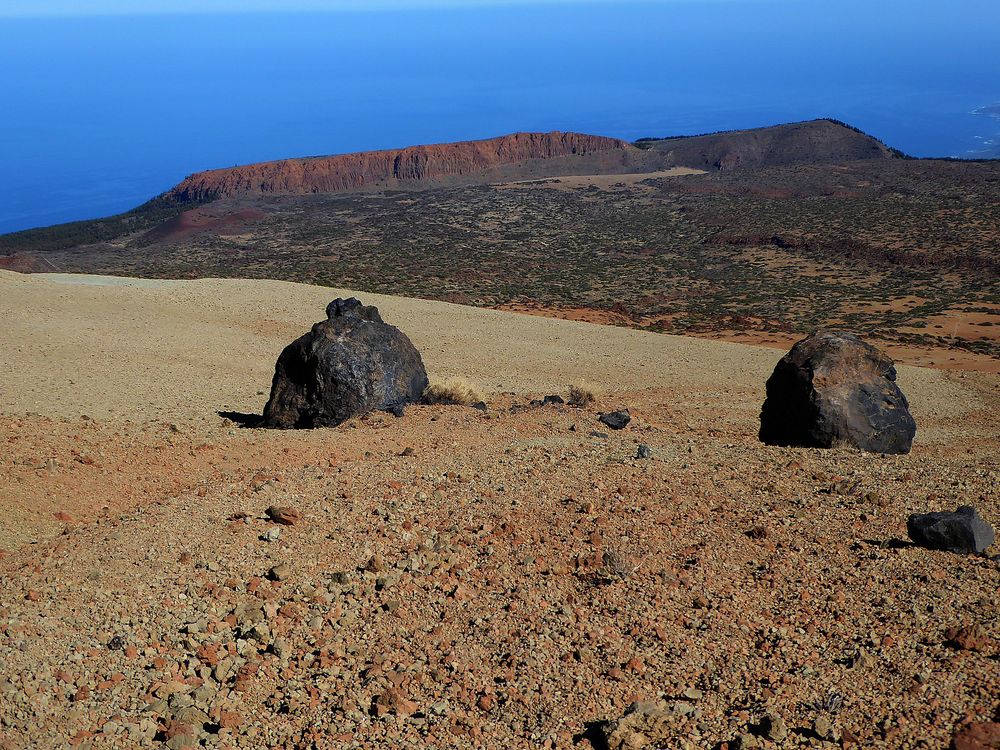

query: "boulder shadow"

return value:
[861, 538, 913, 550]
[572, 721, 609, 749]
[218, 410, 264, 428]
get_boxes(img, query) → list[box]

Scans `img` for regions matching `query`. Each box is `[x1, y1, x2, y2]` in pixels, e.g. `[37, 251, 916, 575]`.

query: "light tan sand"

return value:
[0, 271, 982, 431]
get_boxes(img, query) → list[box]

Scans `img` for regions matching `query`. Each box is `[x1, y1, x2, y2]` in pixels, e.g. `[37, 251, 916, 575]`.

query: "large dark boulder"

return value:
[759, 330, 916, 454]
[262, 298, 428, 428]
[907, 506, 995, 554]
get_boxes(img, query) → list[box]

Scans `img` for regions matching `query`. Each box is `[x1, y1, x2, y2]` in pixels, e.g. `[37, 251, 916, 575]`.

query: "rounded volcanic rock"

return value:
[907, 506, 995, 555]
[262, 298, 428, 428]
[759, 330, 916, 454]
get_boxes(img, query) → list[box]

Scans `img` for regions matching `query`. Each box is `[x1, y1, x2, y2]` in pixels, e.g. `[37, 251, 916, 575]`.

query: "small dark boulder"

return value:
[530, 394, 566, 407]
[759, 330, 916, 454]
[907, 506, 995, 554]
[599, 410, 631, 430]
[262, 298, 428, 428]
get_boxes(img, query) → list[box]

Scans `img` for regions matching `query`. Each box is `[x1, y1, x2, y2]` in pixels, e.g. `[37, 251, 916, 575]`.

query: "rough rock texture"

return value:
[602, 701, 692, 749]
[945, 623, 996, 654]
[759, 330, 916, 454]
[2, 274, 1000, 750]
[261, 298, 427, 428]
[599, 410, 632, 430]
[641, 119, 897, 171]
[907, 506, 995, 554]
[951, 723, 1000, 750]
[169, 132, 630, 202]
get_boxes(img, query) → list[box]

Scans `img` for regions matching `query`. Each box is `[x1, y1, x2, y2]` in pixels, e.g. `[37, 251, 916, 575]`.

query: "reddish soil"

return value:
[0, 253, 58, 273]
[141, 209, 266, 244]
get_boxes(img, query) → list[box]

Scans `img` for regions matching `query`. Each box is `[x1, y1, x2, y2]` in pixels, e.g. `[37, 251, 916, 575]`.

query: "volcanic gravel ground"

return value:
[0, 273, 997, 749]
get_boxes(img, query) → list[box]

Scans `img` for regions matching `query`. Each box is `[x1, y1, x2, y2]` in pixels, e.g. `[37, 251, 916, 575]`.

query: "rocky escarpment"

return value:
[168, 132, 631, 202]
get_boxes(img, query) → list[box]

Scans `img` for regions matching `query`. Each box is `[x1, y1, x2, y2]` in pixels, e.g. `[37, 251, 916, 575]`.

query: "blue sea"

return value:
[2, 0, 999, 234]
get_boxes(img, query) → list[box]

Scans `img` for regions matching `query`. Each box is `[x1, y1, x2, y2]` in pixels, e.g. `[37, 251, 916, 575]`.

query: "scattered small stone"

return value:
[907, 506, 995, 554]
[107, 636, 124, 651]
[172, 706, 210, 728]
[842, 727, 861, 746]
[265, 505, 301, 526]
[681, 687, 703, 701]
[945, 623, 994, 653]
[813, 716, 834, 741]
[267, 564, 291, 581]
[635, 444, 652, 459]
[400, 447, 415, 457]
[599, 410, 631, 430]
[850, 647, 875, 669]
[601, 701, 681, 750]
[262, 527, 281, 543]
[761, 713, 787, 742]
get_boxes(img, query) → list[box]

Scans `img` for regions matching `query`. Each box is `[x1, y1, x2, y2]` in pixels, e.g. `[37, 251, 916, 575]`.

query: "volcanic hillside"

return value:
[167, 132, 633, 203]
[164, 120, 898, 203]
[0, 271, 997, 750]
[637, 119, 900, 171]
[5, 120, 997, 370]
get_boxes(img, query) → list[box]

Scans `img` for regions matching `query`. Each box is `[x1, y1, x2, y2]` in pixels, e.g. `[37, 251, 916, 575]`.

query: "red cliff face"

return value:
[168, 132, 631, 202]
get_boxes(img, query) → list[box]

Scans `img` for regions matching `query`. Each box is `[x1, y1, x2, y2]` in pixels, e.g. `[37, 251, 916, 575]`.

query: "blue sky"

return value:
[1, 0, 688, 15]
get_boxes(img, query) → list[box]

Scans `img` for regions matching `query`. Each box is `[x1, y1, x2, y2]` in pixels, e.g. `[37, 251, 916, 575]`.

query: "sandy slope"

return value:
[0, 271, 997, 750]
[0, 271, 982, 426]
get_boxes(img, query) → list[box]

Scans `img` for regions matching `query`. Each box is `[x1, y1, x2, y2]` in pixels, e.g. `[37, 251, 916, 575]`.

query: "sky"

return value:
[1, 0, 684, 15]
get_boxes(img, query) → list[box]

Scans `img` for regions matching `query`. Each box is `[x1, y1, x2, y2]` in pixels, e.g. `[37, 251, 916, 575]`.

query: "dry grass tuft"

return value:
[423, 377, 484, 406]
[568, 381, 602, 407]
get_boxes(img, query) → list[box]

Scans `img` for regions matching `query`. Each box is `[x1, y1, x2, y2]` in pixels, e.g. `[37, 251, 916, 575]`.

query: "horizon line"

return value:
[0, 0, 755, 19]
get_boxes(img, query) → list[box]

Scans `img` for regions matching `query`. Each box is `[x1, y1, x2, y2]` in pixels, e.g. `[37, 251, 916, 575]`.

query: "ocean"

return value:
[1, 0, 999, 234]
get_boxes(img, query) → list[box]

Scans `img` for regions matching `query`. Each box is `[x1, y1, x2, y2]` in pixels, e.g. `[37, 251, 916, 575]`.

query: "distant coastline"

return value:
[3, 5, 999, 234]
